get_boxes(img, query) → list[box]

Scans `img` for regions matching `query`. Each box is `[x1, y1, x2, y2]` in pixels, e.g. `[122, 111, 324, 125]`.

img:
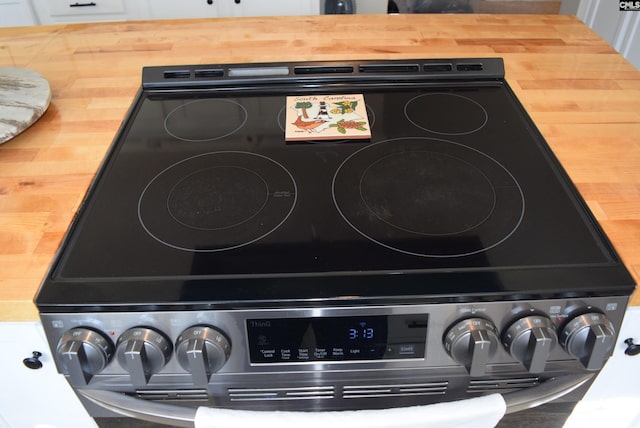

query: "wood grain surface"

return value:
[0, 14, 639, 321]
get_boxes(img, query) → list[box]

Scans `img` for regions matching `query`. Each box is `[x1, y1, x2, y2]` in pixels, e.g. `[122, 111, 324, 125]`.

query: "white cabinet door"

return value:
[577, 0, 640, 70]
[612, 12, 640, 71]
[218, 0, 318, 17]
[0, 322, 97, 428]
[142, 0, 219, 20]
[30, 0, 129, 24]
[0, 0, 37, 27]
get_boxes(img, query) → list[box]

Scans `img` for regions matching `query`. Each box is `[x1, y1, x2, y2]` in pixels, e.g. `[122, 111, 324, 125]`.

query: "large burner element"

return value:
[332, 138, 525, 257]
[138, 151, 296, 252]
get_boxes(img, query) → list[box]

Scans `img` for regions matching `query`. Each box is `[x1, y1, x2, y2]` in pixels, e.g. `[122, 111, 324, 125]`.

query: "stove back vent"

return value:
[142, 58, 504, 90]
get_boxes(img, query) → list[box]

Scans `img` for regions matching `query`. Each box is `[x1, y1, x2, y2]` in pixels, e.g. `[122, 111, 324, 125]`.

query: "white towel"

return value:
[195, 393, 506, 428]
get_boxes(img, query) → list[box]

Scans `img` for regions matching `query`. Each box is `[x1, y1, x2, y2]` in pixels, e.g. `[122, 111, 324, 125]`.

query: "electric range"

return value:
[34, 58, 635, 426]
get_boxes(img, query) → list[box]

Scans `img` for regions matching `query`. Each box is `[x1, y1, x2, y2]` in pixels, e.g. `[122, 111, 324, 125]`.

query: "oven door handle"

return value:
[78, 373, 593, 428]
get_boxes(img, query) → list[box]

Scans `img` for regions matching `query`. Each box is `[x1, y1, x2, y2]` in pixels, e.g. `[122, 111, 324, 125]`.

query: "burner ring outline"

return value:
[358, 150, 497, 236]
[138, 151, 297, 253]
[164, 99, 248, 142]
[404, 93, 488, 136]
[332, 137, 525, 258]
[166, 165, 271, 231]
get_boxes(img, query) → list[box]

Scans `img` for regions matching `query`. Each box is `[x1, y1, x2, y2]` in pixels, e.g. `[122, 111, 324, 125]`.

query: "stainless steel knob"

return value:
[175, 326, 231, 386]
[444, 317, 499, 377]
[503, 315, 558, 373]
[56, 327, 114, 385]
[559, 311, 615, 371]
[116, 327, 172, 387]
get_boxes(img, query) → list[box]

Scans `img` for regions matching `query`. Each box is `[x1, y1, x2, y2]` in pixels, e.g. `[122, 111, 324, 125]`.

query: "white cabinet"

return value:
[139, 0, 318, 20]
[30, 0, 318, 24]
[217, 0, 319, 17]
[0, 0, 37, 27]
[0, 322, 97, 427]
[30, 0, 129, 24]
[137, 0, 219, 20]
[576, 0, 640, 71]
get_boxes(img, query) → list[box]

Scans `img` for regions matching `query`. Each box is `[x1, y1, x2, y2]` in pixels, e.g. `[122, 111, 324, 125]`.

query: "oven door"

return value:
[80, 373, 592, 428]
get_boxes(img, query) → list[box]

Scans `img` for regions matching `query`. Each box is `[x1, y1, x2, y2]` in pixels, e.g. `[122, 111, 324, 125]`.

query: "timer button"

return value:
[559, 311, 615, 371]
[444, 317, 499, 377]
[116, 327, 172, 387]
[503, 315, 558, 373]
[175, 326, 231, 386]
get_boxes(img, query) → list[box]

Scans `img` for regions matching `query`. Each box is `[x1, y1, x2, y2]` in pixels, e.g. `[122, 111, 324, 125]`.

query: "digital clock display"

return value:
[247, 314, 427, 363]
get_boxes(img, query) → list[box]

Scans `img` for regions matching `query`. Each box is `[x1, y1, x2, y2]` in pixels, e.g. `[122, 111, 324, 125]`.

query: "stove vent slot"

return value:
[195, 68, 224, 78]
[456, 63, 484, 72]
[423, 63, 453, 72]
[135, 389, 208, 401]
[467, 377, 539, 394]
[294, 65, 354, 75]
[228, 386, 335, 401]
[164, 70, 191, 79]
[343, 381, 448, 399]
[359, 63, 420, 73]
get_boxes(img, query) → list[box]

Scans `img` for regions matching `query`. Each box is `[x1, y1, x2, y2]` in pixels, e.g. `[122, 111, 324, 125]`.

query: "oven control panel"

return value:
[246, 314, 427, 363]
[42, 296, 628, 388]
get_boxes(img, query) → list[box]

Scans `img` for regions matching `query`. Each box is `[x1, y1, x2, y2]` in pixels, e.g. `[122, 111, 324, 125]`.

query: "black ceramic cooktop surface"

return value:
[37, 59, 635, 308]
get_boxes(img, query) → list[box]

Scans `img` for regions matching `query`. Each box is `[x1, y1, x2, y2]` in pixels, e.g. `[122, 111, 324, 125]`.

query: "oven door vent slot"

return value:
[135, 389, 208, 401]
[343, 381, 449, 399]
[467, 377, 539, 394]
[228, 386, 335, 401]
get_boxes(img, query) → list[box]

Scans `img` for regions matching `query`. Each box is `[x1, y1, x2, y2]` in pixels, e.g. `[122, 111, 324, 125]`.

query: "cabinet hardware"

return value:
[23, 351, 43, 370]
[70, 2, 97, 7]
[624, 338, 640, 356]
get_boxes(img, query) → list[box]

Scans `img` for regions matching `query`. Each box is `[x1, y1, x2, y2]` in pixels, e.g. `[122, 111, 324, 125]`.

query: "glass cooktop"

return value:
[37, 59, 635, 308]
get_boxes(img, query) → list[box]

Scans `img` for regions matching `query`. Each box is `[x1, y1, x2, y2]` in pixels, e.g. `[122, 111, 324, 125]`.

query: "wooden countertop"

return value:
[1, 14, 639, 322]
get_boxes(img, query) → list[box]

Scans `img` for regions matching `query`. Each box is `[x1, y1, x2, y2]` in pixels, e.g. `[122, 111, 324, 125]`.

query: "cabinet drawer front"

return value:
[50, 0, 124, 16]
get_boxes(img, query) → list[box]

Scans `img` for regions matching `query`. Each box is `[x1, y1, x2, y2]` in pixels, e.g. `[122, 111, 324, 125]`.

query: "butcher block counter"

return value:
[0, 14, 639, 322]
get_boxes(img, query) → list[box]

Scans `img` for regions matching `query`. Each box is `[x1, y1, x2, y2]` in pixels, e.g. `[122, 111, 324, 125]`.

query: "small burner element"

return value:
[333, 137, 524, 257]
[164, 98, 248, 142]
[405, 93, 488, 135]
[139, 151, 297, 252]
[167, 166, 269, 230]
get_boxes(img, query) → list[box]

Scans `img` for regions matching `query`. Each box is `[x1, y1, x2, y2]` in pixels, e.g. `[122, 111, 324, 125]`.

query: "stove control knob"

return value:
[175, 326, 231, 386]
[116, 327, 172, 387]
[444, 318, 499, 377]
[503, 315, 558, 373]
[559, 311, 616, 371]
[56, 327, 114, 385]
